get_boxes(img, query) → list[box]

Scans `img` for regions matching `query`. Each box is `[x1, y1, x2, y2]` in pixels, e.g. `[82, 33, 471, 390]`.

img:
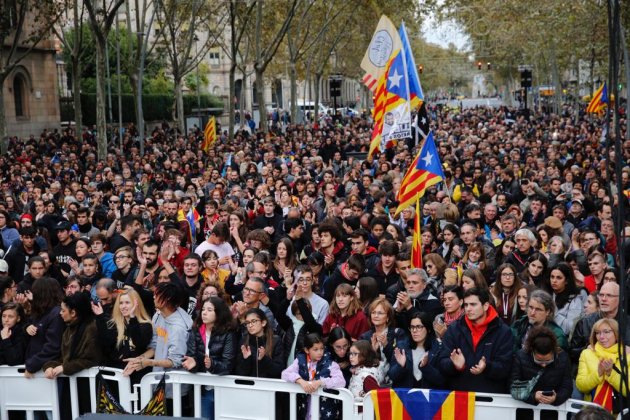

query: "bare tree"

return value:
[84, 0, 126, 160]
[253, 0, 298, 132]
[0, 0, 63, 153]
[52, 0, 86, 133]
[155, 0, 228, 134]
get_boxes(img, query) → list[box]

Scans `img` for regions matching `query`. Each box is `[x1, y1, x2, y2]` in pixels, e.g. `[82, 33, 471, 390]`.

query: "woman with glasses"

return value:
[491, 263, 522, 325]
[423, 253, 447, 297]
[542, 262, 588, 336]
[327, 326, 352, 385]
[510, 326, 572, 409]
[511, 290, 568, 353]
[234, 308, 284, 378]
[359, 297, 410, 387]
[391, 312, 445, 389]
[577, 319, 630, 414]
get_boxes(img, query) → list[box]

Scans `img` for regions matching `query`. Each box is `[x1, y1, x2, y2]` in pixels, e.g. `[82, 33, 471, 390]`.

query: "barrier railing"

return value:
[138, 371, 359, 420]
[361, 390, 600, 420]
[0, 366, 602, 420]
[0, 366, 134, 420]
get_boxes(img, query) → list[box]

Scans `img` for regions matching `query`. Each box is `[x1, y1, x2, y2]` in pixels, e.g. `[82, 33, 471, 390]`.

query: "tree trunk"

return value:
[72, 57, 83, 132]
[255, 67, 266, 132]
[314, 72, 322, 124]
[621, 24, 630, 140]
[95, 41, 108, 160]
[290, 60, 297, 123]
[240, 69, 247, 127]
[0, 84, 7, 155]
[174, 77, 185, 134]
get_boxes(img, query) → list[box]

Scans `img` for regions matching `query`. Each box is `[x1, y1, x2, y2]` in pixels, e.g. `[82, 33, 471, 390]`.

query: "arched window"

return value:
[13, 75, 26, 118]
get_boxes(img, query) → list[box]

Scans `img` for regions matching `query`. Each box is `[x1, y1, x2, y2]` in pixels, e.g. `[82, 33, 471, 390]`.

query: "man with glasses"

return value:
[232, 277, 278, 332]
[438, 287, 513, 393]
[569, 282, 630, 364]
[5, 226, 41, 283]
[285, 265, 328, 324]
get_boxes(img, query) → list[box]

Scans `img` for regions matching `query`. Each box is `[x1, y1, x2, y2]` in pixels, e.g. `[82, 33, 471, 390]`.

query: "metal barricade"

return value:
[0, 366, 133, 420]
[138, 371, 359, 420]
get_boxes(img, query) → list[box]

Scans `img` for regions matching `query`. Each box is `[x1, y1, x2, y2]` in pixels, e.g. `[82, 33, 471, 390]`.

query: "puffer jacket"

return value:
[186, 326, 237, 375]
[553, 289, 587, 336]
[510, 349, 572, 406]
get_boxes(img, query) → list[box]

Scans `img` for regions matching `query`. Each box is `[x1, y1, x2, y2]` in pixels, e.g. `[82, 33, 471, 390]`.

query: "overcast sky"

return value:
[421, 13, 469, 51]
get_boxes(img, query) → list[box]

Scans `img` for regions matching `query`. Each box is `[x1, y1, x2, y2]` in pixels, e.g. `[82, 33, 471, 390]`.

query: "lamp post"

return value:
[194, 34, 201, 131]
[115, 11, 123, 149]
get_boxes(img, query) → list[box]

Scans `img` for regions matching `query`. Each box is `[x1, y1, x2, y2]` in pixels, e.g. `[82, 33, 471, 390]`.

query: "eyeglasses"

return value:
[501, 272, 515, 277]
[110, 200, 119, 204]
[115, 255, 130, 260]
[243, 287, 262, 295]
[410, 325, 426, 331]
[596, 329, 614, 336]
[243, 319, 261, 327]
[333, 344, 349, 352]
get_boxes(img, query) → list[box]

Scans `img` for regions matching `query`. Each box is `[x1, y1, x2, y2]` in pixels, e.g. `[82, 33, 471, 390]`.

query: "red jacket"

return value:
[322, 310, 370, 340]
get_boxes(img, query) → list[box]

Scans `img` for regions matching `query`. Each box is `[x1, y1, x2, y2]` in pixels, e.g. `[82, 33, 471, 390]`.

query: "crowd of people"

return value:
[0, 102, 628, 419]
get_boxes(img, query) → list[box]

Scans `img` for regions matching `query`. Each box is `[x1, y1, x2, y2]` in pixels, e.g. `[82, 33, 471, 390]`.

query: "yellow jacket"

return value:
[452, 183, 480, 203]
[576, 343, 628, 397]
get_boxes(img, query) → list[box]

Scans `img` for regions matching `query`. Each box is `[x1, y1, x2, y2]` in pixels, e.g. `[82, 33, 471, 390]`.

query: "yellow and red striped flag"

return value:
[371, 388, 475, 420]
[411, 198, 422, 268]
[586, 82, 608, 114]
[368, 55, 396, 159]
[202, 116, 217, 153]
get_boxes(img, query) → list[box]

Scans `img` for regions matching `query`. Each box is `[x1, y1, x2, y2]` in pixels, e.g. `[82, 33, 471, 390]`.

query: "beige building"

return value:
[2, 23, 60, 138]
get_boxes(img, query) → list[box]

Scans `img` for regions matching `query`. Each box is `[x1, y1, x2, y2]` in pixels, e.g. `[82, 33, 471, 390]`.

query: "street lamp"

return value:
[193, 34, 201, 131]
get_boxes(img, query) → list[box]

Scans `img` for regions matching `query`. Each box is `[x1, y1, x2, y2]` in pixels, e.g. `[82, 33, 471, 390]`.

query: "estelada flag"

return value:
[586, 82, 608, 114]
[395, 131, 445, 217]
[411, 199, 422, 269]
[202, 116, 217, 152]
[361, 15, 402, 92]
[371, 388, 475, 420]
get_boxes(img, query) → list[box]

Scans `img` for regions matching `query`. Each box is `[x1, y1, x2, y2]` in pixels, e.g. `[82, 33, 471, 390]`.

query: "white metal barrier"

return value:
[138, 371, 359, 420]
[0, 366, 134, 420]
[361, 390, 600, 420]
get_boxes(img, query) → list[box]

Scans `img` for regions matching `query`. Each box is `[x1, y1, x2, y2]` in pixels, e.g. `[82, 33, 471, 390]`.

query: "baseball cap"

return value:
[53, 220, 72, 231]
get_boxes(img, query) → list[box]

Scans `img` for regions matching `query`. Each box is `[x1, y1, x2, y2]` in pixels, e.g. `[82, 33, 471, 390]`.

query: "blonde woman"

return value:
[94, 288, 153, 383]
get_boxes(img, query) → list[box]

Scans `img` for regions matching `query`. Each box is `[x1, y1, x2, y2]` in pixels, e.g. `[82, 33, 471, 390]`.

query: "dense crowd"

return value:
[0, 103, 628, 419]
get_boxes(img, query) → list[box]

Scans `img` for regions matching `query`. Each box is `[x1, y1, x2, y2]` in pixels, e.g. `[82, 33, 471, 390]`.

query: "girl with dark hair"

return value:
[391, 312, 445, 389]
[327, 327, 352, 385]
[270, 237, 297, 285]
[24, 277, 64, 377]
[519, 252, 549, 287]
[491, 263, 522, 325]
[0, 276, 17, 309]
[543, 262, 588, 336]
[434, 285, 464, 339]
[184, 297, 237, 420]
[234, 308, 284, 378]
[510, 326, 572, 409]
[43, 291, 102, 377]
[496, 237, 516, 266]
[0, 302, 27, 365]
[355, 276, 379, 316]
[281, 333, 345, 420]
[347, 339, 385, 400]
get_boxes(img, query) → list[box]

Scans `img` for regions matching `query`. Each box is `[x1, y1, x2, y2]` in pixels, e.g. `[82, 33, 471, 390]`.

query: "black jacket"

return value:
[437, 309, 514, 393]
[510, 349, 573, 406]
[96, 314, 153, 368]
[0, 323, 27, 365]
[5, 243, 41, 284]
[24, 305, 65, 373]
[186, 327, 237, 375]
[390, 339, 447, 390]
[569, 311, 630, 364]
[386, 282, 443, 323]
[234, 333, 284, 378]
[278, 298, 322, 360]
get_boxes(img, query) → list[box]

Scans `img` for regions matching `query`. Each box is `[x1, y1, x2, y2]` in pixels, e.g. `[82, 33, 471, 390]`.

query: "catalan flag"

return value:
[399, 22, 423, 110]
[371, 389, 475, 420]
[592, 381, 614, 412]
[411, 199, 422, 268]
[586, 82, 608, 114]
[202, 116, 217, 153]
[368, 55, 396, 158]
[395, 131, 445, 217]
[178, 207, 200, 246]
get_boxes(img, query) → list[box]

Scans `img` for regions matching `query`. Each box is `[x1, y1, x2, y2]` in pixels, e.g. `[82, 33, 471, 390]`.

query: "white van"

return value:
[291, 101, 330, 122]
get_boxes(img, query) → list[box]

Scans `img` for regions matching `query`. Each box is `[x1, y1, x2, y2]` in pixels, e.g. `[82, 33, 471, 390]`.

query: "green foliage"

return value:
[184, 62, 211, 93]
[77, 94, 223, 125]
[143, 69, 174, 95]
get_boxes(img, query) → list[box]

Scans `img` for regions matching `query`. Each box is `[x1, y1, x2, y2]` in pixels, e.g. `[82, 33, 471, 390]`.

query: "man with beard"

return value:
[390, 268, 442, 325]
[108, 215, 141, 253]
[135, 240, 161, 288]
[74, 207, 100, 239]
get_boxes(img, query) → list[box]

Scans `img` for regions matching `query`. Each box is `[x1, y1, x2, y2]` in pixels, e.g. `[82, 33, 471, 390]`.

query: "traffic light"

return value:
[418, 64, 424, 74]
[487, 62, 491, 70]
[477, 61, 482, 70]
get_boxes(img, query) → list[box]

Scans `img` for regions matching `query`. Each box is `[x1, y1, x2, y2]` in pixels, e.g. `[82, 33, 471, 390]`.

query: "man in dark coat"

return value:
[438, 287, 514, 393]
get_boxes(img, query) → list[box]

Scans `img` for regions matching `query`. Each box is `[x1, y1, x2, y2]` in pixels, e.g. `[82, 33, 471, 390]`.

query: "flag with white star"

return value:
[380, 48, 412, 149]
[395, 131, 445, 216]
